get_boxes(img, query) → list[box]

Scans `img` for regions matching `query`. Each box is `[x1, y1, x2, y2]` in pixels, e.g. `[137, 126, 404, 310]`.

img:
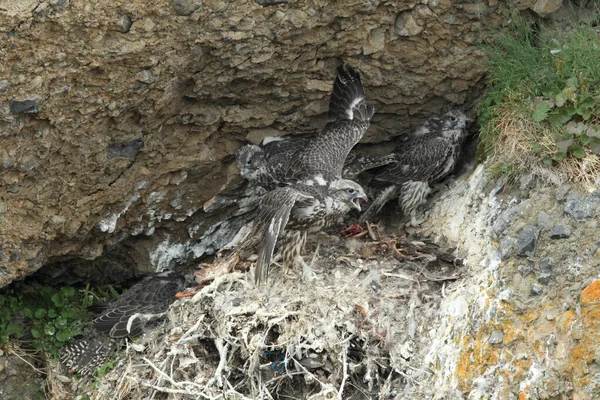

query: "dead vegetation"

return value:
[49, 227, 463, 399]
[487, 109, 600, 189]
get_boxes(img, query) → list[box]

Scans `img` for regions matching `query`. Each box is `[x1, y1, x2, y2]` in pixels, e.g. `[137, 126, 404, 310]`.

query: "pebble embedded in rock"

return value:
[9, 253, 20, 262]
[49, 0, 68, 10]
[537, 211, 554, 231]
[107, 137, 144, 159]
[564, 193, 600, 222]
[395, 11, 423, 37]
[172, 0, 202, 16]
[549, 224, 571, 239]
[489, 331, 504, 345]
[9, 99, 39, 114]
[115, 14, 134, 33]
[537, 258, 553, 285]
[517, 225, 540, 257]
[0, 80, 7, 92]
[136, 70, 154, 84]
[530, 284, 543, 296]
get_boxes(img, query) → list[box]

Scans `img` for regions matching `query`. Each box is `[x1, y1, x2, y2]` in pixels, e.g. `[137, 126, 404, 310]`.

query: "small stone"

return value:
[531, 0, 562, 16]
[489, 331, 504, 345]
[10, 99, 39, 114]
[115, 14, 133, 33]
[50, 215, 66, 225]
[0, 249, 3, 261]
[363, 27, 386, 55]
[537, 211, 554, 231]
[564, 193, 599, 222]
[143, 18, 156, 32]
[545, 309, 559, 320]
[555, 184, 571, 201]
[136, 70, 154, 84]
[9, 253, 19, 262]
[530, 284, 543, 296]
[172, 0, 202, 16]
[537, 258, 553, 285]
[517, 225, 540, 258]
[498, 236, 517, 260]
[107, 137, 144, 159]
[0, 201, 6, 214]
[0, 80, 8, 92]
[49, 0, 68, 9]
[549, 224, 571, 239]
[394, 11, 423, 37]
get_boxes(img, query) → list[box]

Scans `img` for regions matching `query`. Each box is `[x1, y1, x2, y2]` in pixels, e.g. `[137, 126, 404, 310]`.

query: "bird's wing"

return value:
[92, 277, 182, 338]
[284, 64, 374, 183]
[343, 152, 396, 178]
[374, 137, 454, 184]
[250, 187, 314, 285]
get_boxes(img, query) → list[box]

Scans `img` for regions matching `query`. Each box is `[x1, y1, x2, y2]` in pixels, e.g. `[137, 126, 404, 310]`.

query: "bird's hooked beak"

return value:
[352, 193, 368, 211]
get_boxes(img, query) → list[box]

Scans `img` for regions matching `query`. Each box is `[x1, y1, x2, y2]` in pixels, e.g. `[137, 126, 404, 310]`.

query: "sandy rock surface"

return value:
[0, 0, 510, 286]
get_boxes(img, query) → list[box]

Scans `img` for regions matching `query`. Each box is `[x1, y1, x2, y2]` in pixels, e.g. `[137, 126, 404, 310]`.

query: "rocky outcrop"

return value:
[418, 167, 600, 398]
[0, 0, 511, 286]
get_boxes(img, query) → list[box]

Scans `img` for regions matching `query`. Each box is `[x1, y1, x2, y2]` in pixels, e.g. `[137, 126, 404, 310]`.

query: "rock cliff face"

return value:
[0, 0, 510, 286]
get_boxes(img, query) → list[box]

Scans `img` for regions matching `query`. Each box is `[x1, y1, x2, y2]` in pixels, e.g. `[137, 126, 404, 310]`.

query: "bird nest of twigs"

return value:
[52, 225, 463, 400]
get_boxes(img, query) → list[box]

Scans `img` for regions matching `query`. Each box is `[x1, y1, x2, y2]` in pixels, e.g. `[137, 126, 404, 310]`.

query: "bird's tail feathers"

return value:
[359, 185, 399, 222]
[343, 154, 396, 178]
[328, 63, 374, 122]
[255, 214, 287, 286]
[60, 334, 117, 376]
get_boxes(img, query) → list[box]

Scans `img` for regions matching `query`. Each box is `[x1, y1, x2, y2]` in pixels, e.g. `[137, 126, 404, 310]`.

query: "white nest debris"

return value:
[61, 234, 463, 399]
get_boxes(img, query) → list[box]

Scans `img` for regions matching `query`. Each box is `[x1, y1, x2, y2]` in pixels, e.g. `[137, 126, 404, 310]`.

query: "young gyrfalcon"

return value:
[360, 110, 470, 226]
[237, 134, 394, 182]
[60, 271, 185, 376]
[239, 179, 367, 285]
[236, 63, 374, 188]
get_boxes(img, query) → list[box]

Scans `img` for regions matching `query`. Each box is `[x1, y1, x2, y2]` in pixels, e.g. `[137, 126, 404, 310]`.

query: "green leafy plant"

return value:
[0, 282, 122, 357]
[478, 14, 600, 180]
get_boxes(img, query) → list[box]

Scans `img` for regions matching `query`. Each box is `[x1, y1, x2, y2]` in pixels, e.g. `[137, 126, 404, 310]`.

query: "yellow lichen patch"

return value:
[581, 280, 600, 305]
[455, 326, 502, 391]
[558, 310, 578, 333]
[567, 305, 600, 390]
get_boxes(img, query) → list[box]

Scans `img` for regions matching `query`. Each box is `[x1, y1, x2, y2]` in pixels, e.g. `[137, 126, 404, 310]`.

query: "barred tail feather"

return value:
[60, 335, 116, 376]
[328, 63, 373, 122]
[343, 154, 396, 179]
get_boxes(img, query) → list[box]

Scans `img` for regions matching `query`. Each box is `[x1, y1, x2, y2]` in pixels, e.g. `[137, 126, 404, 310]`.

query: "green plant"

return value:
[0, 285, 89, 357]
[478, 15, 600, 181]
[96, 358, 117, 377]
[0, 282, 122, 358]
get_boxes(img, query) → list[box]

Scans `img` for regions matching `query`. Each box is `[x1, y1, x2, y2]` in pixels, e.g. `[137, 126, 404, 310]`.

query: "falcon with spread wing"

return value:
[239, 179, 367, 285]
[60, 271, 185, 376]
[236, 63, 374, 188]
[360, 110, 470, 226]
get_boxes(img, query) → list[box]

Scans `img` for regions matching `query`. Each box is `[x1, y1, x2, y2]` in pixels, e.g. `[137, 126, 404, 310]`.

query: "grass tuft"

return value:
[478, 13, 600, 189]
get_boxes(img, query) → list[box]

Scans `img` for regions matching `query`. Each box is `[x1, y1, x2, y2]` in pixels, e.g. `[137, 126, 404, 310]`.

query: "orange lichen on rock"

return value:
[581, 280, 600, 305]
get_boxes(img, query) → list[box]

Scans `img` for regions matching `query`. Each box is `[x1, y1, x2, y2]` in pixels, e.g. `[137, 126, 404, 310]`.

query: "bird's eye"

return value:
[347, 188, 356, 194]
[246, 159, 252, 166]
[451, 116, 457, 122]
